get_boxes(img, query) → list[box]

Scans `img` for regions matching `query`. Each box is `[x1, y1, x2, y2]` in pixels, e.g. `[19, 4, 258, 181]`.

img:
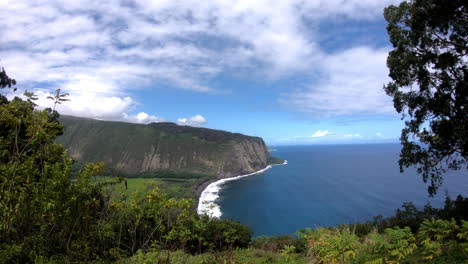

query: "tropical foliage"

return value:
[305, 220, 468, 263]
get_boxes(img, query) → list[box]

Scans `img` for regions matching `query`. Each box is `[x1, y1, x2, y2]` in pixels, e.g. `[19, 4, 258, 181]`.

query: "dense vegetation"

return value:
[147, 122, 256, 143]
[267, 156, 286, 165]
[305, 219, 468, 263]
[119, 196, 468, 264]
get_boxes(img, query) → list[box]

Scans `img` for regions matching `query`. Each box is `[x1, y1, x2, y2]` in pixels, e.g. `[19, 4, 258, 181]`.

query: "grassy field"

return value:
[95, 175, 210, 200]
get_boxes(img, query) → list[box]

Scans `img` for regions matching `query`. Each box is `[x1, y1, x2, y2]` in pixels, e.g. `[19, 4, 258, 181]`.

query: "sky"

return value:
[0, 0, 406, 145]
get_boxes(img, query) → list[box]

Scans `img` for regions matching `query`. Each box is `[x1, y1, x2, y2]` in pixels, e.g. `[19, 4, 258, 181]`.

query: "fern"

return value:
[457, 220, 468, 241]
[418, 218, 459, 242]
[363, 227, 416, 264]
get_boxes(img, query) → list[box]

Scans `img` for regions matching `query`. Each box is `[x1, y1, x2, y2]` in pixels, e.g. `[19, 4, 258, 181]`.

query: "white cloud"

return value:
[6, 90, 164, 124]
[376, 132, 383, 137]
[124, 112, 165, 124]
[177, 115, 207, 127]
[278, 130, 366, 143]
[281, 46, 396, 118]
[311, 130, 331, 138]
[0, 0, 403, 121]
[6, 89, 128, 117]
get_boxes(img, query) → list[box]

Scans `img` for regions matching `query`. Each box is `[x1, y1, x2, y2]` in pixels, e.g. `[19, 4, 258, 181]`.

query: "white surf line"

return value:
[197, 160, 288, 217]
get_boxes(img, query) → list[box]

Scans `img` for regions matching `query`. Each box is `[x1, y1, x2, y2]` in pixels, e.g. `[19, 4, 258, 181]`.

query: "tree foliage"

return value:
[383, 0, 468, 195]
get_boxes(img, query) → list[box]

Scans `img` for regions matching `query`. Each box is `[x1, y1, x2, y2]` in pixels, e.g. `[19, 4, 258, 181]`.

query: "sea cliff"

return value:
[57, 115, 279, 183]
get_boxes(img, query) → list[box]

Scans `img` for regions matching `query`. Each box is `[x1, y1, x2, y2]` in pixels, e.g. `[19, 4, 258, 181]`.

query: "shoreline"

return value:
[197, 160, 288, 217]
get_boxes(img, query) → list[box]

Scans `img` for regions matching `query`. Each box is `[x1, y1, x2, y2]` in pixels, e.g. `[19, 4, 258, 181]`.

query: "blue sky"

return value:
[0, 0, 405, 145]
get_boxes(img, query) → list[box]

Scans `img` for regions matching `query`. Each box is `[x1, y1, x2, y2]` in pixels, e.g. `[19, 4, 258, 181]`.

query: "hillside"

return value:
[57, 115, 281, 180]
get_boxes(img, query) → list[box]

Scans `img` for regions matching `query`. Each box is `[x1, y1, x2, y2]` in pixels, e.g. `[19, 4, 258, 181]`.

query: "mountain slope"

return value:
[57, 115, 278, 179]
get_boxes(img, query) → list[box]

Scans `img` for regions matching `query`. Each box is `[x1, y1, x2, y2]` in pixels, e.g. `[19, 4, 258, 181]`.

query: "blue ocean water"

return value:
[217, 144, 468, 236]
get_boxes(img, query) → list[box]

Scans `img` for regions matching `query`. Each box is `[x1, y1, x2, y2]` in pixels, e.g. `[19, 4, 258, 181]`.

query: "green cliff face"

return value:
[57, 115, 274, 178]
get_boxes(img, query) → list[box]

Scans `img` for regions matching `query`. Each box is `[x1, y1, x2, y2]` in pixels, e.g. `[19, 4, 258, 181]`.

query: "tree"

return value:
[47, 88, 70, 111]
[383, 0, 468, 195]
[0, 67, 110, 261]
[0, 68, 16, 105]
[0, 68, 16, 90]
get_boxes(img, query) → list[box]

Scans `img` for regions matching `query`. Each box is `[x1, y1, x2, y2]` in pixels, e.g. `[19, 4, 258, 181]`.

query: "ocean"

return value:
[212, 144, 468, 236]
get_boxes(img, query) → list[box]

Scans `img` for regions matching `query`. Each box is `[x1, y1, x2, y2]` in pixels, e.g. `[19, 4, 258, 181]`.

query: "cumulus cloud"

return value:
[123, 112, 166, 124]
[8, 89, 134, 119]
[0, 0, 403, 121]
[177, 115, 207, 127]
[311, 130, 331, 138]
[5, 90, 164, 124]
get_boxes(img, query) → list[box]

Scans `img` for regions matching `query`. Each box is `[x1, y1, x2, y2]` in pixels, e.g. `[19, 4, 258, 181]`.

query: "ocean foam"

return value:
[197, 160, 287, 217]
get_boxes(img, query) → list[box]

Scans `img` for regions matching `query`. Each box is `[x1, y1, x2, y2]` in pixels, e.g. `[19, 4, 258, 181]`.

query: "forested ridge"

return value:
[57, 114, 278, 178]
